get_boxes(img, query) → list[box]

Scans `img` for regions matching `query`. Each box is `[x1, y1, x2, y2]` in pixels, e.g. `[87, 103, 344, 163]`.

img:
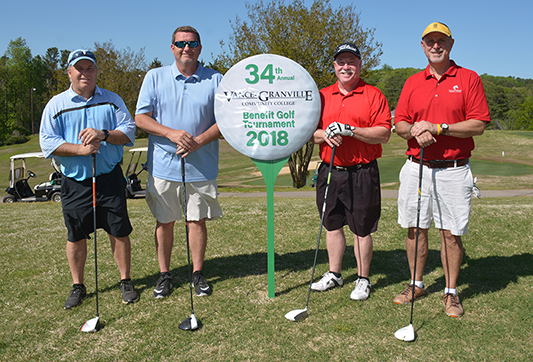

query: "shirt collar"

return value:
[172, 61, 202, 81]
[424, 60, 459, 80]
[68, 85, 101, 101]
[333, 78, 366, 96]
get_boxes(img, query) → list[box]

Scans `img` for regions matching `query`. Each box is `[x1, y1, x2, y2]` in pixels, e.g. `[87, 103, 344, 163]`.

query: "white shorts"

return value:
[146, 174, 223, 224]
[397, 159, 473, 236]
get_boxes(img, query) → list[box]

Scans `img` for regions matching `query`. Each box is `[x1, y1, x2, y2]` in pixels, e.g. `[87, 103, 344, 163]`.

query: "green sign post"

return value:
[252, 156, 290, 298]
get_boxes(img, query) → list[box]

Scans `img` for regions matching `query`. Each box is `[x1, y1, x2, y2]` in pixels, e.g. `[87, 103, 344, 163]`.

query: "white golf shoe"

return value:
[350, 278, 371, 301]
[311, 272, 343, 291]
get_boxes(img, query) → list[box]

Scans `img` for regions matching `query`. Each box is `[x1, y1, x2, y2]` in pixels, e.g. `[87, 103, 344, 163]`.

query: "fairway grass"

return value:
[1, 197, 532, 361]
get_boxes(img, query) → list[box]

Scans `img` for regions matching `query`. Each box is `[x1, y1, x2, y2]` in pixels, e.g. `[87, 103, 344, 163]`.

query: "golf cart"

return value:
[3, 152, 62, 203]
[125, 147, 148, 199]
[310, 161, 322, 188]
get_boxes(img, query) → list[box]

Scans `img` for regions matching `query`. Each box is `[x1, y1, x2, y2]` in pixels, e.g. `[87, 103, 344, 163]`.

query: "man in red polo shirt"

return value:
[311, 42, 391, 302]
[393, 22, 491, 318]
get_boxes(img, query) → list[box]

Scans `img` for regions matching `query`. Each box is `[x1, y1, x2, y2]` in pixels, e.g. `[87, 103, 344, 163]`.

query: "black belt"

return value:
[409, 156, 469, 169]
[323, 161, 373, 171]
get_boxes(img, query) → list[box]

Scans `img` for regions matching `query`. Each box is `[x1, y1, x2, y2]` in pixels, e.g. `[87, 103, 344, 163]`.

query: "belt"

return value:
[409, 156, 469, 169]
[323, 162, 369, 171]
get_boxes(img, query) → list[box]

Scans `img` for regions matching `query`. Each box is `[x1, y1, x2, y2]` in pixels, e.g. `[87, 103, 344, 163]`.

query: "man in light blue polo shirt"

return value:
[40, 49, 139, 309]
[136, 25, 223, 299]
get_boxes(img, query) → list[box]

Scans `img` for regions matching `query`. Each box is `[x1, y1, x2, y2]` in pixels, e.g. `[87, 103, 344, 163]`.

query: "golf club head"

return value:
[285, 308, 308, 322]
[80, 316, 100, 333]
[179, 314, 199, 331]
[394, 324, 416, 342]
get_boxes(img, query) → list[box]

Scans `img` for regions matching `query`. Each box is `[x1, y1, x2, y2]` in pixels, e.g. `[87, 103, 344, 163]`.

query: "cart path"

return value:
[219, 189, 533, 198]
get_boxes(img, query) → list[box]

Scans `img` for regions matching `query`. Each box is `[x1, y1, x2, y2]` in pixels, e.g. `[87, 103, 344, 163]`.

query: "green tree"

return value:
[3, 37, 33, 139]
[93, 41, 147, 119]
[212, 0, 383, 188]
[366, 65, 420, 110]
[0, 56, 9, 142]
[508, 98, 533, 130]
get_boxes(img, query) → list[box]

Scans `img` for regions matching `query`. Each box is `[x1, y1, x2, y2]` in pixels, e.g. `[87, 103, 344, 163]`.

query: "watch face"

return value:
[442, 123, 449, 129]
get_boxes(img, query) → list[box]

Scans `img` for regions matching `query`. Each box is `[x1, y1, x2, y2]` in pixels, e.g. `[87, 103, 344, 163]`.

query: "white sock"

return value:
[445, 288, 457, 295]
[412, 280, 424, 289]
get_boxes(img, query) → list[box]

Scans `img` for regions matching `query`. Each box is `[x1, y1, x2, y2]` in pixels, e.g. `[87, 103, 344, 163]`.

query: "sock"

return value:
[161, 271, 171, 278]
[330, 271, 342, 278]
[358, 276, 371, 287]
[412, 280, 424, 289]
[120, 278, 131, 283]
[73, 283, 85, 289]
[445, 288, 457, 295]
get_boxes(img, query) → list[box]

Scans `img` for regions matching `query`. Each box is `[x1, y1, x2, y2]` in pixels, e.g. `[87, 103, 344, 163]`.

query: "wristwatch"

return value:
[440, 123, 449, 135]
[102, 129, 109, 142]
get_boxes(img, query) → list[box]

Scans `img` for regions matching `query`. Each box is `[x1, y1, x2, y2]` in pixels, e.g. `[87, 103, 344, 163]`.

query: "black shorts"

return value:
[316, 160, 381, 237]
[61, 164, 132, 242]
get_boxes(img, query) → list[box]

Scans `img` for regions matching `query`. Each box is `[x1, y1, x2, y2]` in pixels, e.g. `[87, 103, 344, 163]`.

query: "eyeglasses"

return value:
[173, 41, 200, 48]
[68, 50, 97, 65]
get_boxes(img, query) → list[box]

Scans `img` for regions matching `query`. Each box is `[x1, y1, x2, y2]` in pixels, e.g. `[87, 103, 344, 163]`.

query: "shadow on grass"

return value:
[105, 248, 532, 301]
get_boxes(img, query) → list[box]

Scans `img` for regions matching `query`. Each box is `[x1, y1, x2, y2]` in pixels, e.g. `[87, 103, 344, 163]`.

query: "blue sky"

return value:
[1, 0, 532, 79]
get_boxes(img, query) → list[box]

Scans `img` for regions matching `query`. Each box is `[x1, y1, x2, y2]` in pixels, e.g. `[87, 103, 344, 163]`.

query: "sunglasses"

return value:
[173, 41, 200, 48]
[68, 50, 97, 64]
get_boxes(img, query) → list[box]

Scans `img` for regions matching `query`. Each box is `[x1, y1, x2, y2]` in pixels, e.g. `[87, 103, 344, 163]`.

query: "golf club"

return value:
[285, 145, 336, 322]
[80, 153, 100, 333]
[395, 147, 425, 342]
[178, 155, 199, 331]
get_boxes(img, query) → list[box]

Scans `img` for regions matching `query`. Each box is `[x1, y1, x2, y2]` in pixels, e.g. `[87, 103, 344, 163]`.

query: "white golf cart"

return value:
[124, 147, 148, 199]
[3, 152, 63, 203]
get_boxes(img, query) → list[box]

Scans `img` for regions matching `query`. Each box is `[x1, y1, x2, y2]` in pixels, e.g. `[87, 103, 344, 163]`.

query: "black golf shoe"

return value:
[153, 273, 173, 299]
[64, 284, 87, 309]
[120, 279, 139, 304]
[192, 271, 212, 296]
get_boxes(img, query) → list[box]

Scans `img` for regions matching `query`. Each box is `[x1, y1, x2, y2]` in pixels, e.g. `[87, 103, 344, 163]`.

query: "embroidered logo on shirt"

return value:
[449, 85, 462, 93]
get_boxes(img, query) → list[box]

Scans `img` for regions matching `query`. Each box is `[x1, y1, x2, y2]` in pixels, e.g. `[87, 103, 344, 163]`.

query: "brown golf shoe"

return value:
[444, 293, 464, 318]
[394, 284, 426, 305]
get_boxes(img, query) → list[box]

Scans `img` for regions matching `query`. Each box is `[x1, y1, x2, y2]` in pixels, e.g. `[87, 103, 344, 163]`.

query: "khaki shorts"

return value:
[397, 159, 473, 236]
[146, 174, 223, 224]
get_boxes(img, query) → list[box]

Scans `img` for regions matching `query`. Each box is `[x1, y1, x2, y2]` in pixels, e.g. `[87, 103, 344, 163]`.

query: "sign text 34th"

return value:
[245, 63, 295, 84]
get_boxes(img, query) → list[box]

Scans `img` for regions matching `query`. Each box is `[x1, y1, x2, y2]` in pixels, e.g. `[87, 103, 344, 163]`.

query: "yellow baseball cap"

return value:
[422, 22, 452, 38]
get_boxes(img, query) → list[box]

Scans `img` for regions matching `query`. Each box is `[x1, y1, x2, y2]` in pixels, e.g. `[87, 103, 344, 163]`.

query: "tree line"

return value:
[0, 37, 160, 146]
[365, 64, 533, 130]
[1, 0, 531, 185]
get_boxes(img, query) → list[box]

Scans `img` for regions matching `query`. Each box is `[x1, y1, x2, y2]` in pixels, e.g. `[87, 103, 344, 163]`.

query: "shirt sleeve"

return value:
[466, 73, 491, 123]
[112, 93, 136, 146]
[39, 102, 66, 159]
[369, 87, 392, 130]
[135, 70, 155, 115]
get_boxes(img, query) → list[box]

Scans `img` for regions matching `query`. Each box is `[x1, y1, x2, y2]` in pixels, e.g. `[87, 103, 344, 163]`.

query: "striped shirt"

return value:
[40, 86, 135, 181]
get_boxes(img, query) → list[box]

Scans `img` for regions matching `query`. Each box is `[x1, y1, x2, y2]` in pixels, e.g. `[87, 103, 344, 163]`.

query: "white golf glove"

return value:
[325, 122, 355, 138]
[472, 177, 481, 199]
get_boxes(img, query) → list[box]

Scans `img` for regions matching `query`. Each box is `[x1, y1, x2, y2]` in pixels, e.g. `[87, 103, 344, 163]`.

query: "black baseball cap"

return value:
[333, 42, 361, 59]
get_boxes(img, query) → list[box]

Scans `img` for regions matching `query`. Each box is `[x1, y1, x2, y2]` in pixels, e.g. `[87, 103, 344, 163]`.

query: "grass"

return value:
[0, 196, 532, 361]
[0, 130, 532, 360]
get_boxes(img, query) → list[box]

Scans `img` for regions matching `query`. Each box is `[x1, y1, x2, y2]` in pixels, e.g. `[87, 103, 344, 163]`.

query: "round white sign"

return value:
[215, 54, 321, 160]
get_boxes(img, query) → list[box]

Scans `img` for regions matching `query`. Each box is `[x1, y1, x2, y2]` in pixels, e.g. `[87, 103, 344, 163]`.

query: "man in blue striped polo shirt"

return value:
[40, 49, 139, 309]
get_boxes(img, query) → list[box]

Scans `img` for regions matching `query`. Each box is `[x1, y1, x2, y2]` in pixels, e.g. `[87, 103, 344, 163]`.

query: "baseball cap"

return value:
[67, 49, 97, 68]
[333, 42, 361, 59]
[422, 22, 452, 38]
